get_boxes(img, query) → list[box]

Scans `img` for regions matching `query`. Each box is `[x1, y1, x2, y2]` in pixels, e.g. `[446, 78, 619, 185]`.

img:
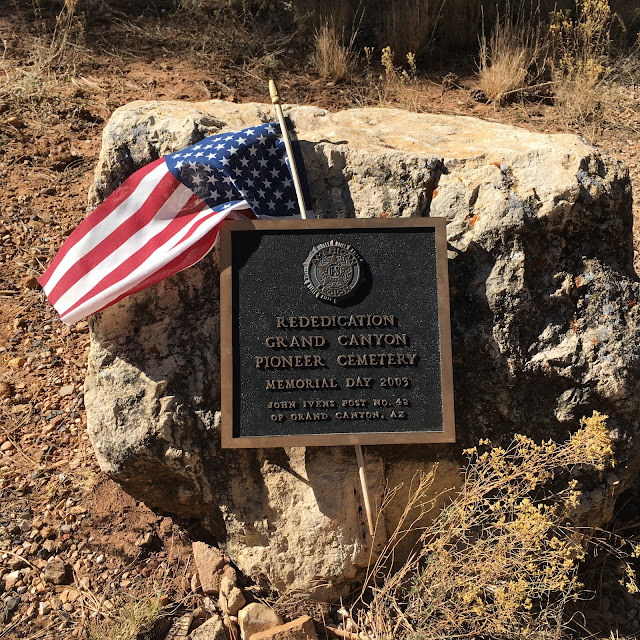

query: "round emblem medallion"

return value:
[303, 240, 362, 303]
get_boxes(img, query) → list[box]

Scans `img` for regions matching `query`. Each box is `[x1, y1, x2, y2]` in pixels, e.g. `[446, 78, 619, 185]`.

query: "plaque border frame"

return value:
[220, 217, 455, 448]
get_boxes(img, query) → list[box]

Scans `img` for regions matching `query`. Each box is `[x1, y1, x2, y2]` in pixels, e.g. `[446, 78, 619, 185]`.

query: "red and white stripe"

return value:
[39, 159, 252, 325]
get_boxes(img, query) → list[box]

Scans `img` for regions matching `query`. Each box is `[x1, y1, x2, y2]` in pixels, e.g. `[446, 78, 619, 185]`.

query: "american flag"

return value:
[39, 121, 312, 325]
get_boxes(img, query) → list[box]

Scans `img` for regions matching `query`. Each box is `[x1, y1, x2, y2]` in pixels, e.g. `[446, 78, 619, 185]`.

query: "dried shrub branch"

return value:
[549, 0, 616, 126]
[356, 412, 631, 640]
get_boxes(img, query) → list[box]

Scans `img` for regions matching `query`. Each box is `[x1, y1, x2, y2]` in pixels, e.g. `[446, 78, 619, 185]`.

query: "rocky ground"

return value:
[0, 2, 639, 639]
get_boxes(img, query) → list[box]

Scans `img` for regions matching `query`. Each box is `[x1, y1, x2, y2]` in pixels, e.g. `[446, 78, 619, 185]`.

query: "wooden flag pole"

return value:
[269, 79, 376, 539]
[269, 79, 308, 221]
[355, 444, 375, 537]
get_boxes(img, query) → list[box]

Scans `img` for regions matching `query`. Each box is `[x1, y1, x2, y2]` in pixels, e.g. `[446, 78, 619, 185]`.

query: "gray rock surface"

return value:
[219, 575, 246, 616]
[192, 542, 236, 595]
[189, 615, 227, 640]
[85, 100, 639, 599]
[238, 603, 284, 640]
[251, 615, 318, 640]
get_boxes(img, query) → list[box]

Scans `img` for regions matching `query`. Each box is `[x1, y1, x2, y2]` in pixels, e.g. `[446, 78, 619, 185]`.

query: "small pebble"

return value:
[59, 384, 75, 397]
[8, 357, 26, 369]
[3, 595, 21, 623]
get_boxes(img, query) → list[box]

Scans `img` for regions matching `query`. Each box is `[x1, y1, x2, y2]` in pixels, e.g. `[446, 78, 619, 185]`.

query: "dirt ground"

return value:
[0, 1, 639, 638]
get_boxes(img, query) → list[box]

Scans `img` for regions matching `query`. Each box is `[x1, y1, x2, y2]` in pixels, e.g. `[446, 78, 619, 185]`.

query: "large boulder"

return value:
[84, 100, 639, 599]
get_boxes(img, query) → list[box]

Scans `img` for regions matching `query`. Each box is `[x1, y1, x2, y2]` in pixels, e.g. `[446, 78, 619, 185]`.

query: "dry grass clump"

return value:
[478, 6, 547, 103]
[0, 0, 87, 117]
[374, 0, 444, 59]
[357, 412, 632, 640]
[86, 592, 165, 640]
[315, 22, 354, 83]
[83, 538, 190, 640]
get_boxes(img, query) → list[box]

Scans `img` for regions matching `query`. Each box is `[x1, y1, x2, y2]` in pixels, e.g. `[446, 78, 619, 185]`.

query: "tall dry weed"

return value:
[356, 412, 634, 639]
[31, 0, 86, 71]
[86, 592, 164, 640]
[478, 4, 547, 103]
[439, 0, 490, 50]
[290, 0, 357, 39]
[375, 0, 444, 59]
[0, 0, 86, 113]
[315, 21, 354, 83]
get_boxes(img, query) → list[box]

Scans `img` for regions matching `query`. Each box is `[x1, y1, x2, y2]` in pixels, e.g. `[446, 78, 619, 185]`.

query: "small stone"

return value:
[60, 524, 72, 534]
[9, 556, 26, 570]
[0, 381, 12, 398]
[44, 558, 70, 585]
[1, 441, 13, 452]
[203, 596, 216, 614]
[135, 531, 154, 547]
[169, 613, 196, 638]
[192, 605, 207, 619]
[20, 276, 39, 290]
[62, 602, 74, 612]
[219, 575, 246, 616]
[4, 570, 21, 590]
[250, 616, 318, 640]
[38, 601, 51, 616]
[78, 575, 90, 590]
[42, 540, 57, 554]
[192, 542, 235, 595]
[238, 603, 284, 640]
[40, 526, 55, 539]
[3, 595, 20, 623]
[95, 554, 105, 564]
[189, 614, 227, 640]
[158, 517, 173, 537]
[59, 384, 75, 397]
[8, 357, 26, 369]
[6, 116, 25, 129]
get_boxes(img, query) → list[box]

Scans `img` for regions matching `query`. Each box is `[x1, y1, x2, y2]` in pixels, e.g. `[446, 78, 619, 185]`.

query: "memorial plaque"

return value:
[220, 218, 455, 447]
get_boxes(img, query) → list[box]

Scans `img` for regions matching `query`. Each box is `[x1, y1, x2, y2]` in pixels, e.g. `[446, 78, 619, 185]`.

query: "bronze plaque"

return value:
[220, 218, 455, 447]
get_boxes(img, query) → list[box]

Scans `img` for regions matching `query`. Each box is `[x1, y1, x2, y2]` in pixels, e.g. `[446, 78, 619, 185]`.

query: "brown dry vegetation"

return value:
[1, 0, 640, 639]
